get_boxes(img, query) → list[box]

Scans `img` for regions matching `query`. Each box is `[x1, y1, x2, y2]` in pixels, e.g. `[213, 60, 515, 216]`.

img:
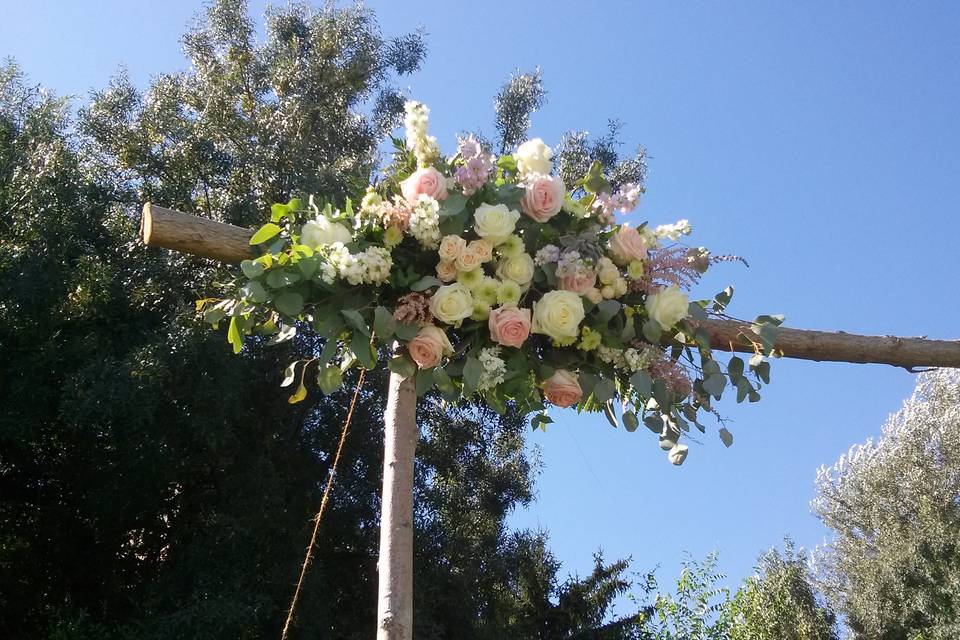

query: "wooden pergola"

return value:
[140, 202, 960, 639]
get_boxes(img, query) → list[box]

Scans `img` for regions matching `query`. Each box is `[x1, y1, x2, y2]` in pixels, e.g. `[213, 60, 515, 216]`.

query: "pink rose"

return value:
[407, 325, 453, 369]
[521, 175, 565, 222]
[400, 167, 448, 204]
[436, 260, 458, 283]
[608, 224, 651, 265]
[542, 369, 583, 408]
[558, 271, 597, 296]
[488, 305, 532, 348]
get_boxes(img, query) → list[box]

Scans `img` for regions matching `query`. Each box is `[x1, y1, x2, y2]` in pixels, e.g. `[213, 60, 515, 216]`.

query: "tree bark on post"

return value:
[377, 367, 418, 640]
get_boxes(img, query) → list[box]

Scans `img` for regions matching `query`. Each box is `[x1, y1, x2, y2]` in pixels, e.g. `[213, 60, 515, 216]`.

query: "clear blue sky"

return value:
[5, 0, 959, 601]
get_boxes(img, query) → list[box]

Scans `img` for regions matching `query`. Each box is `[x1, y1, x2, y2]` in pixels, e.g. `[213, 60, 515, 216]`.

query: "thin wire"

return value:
[281, 368, 367, 640]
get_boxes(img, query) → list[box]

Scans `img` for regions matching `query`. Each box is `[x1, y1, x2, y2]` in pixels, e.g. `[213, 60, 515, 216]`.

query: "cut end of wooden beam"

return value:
[140, 203, 154, 246]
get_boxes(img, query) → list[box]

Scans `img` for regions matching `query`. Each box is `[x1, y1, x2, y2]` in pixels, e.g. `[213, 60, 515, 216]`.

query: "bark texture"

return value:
[377, 368, 418, 640]
[138, 203, 960, 370]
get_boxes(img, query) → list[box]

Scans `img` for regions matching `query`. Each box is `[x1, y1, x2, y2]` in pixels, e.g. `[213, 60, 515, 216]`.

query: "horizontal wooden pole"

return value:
[140, 203, 960, 369]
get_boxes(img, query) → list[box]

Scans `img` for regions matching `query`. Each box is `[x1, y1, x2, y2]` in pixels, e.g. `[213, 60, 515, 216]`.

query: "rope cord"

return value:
[281, 368, 367, 640]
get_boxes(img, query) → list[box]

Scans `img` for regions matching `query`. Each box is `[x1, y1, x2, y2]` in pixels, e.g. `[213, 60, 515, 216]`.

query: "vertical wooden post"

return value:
[376, 368, 418, 640]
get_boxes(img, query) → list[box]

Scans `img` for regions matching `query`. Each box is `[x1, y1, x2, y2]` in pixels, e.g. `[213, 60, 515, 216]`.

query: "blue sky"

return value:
[5, 0, 959, 603]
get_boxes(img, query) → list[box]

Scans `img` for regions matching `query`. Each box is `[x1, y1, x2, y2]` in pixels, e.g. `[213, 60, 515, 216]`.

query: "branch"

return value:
[139, 203, 960, 370]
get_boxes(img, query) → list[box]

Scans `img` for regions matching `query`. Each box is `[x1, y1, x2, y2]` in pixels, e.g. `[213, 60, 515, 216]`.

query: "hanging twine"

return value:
[281, 368, 367, 640]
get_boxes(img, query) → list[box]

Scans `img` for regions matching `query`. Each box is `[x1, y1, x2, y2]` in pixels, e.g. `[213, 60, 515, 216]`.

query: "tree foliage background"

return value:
[0, 2, 645, 638]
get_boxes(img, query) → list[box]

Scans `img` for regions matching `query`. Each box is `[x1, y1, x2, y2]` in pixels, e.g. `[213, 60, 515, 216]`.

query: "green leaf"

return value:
[736, 378, 752, 403]
[593, 378, 616, 405]
[595, 300, 621, 324]
[394, 322, 420, 342]
[317, 366, 343, 394]
[653, 379, 671, 409]
[603, 401, 618, 428]
[241, 259, 265, 278]
[642, 319, 662, 344]
[703, 373, 726, 399]
[463, 357, 483, 395]
[713, 286, 734, 312]
[317, 339, 338, 367]
[250, 223, 282, 245]
[497, 154, 517, 173]
[687, 301, 708, 320]
[630, 371, 653, 397]
[281, 361, 298, 388]
[433, 367, 458, 401]
[727, 356, 745, 382]
[439, 192, 467, 217]
[415, 368, 435, 397]
[241, 280, 269, 303]
[719, 427, 734, 448]
[754, 360, 771, 384]
[266, 270, 301, 289]
[583, 160, 610, 194]
[623, 411, 639, 432]
[227, 316, 243, 354]
[341, 309, 369, 336]
[373, 306, 397, 340]
[287, 384, 308, 404]
[644, 414, 663, 433]
[388, 354, 417, 379]
[410, 276, 442, 292]
[274, 292, 304, 317]
[271, 203, 290, 223]
[351, 332, 376, 369]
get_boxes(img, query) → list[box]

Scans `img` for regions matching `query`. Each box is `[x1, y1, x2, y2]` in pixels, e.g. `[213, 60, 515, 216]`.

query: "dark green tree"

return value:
[0, 2, 646, 638]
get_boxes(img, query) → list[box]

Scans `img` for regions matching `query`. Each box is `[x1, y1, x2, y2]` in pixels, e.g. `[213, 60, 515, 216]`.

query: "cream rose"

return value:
[400, 166, 448, 204]
[468, 239, 494, 263]
[488, 305, 532, 348]
[531, 290, 585, 342]
[542, 369, 582, 408]
[496, 253, 535, 284]
[300, 216, 353, 247]
[608, 224, 652, 265]
[473, 203, 520, 245]
[429, 283, 474, 325]
[558, 271, 597, 296]
[646, 285, 689, 330]
[455, 247, 484, 272]
[438, 234, 466, 261]
[436, 260, 458, 283]
[514, 138, 553, 177]
[407, 325, 453, 369]
[521, 175, 566, 223]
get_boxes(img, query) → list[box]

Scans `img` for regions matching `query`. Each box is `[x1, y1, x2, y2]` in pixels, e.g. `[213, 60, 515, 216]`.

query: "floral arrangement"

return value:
[199, 101, 783, 464]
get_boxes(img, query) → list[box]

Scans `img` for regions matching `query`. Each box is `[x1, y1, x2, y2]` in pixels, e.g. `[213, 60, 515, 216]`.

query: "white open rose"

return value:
[514, 138, 553, 177]
[496, 253, 535, 284]
[531, 290, 585, 342]
[646, 285, 689, 330]
[429, 283, 474, 325]
[300, 216, 353, 248]
[473, 203, 520, 245]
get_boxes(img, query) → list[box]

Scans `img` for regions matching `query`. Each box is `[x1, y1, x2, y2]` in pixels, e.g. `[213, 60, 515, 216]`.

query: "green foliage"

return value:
[643, 553, 733, 640]
[729, 541, 837, 640]
[0, 3, 650, 638]
[813, 370, 960, 640]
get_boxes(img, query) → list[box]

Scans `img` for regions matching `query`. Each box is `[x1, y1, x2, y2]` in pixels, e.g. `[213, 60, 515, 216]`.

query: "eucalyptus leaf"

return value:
[281, 361, 297, 388]
[274, 292, 304, 317]
[719, 427, 734, 447]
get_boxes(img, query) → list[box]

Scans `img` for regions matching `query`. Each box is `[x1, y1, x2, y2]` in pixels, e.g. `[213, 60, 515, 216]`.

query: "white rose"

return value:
[645, 285, 689, 330]
[473, 203, 520, 245]
[496, 253, 535, 284]
[514, 138, 553, 177]
[301, 216, 353, 247]
[532, 290, 585, 342]
[429, 283, 474, 325]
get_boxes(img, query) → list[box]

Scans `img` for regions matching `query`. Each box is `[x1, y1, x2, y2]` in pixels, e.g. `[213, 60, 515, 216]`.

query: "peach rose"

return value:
[608, 224, 651, 265]
[400, 167, 448, 204]
[436, 260, 458, 282]
[455, 247, 484, 272]
[558, 271, 597, 296]
[438, 234, 466, 261]
[407, 325, 453, 369]
[468, 239, 494, 263]
[521, 175, 566, 222]
[488, 305, 532, 348]
[542, 369, 583, 408]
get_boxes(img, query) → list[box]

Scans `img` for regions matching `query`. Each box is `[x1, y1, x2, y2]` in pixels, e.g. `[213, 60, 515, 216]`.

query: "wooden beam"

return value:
[140, 203, 960, 370]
